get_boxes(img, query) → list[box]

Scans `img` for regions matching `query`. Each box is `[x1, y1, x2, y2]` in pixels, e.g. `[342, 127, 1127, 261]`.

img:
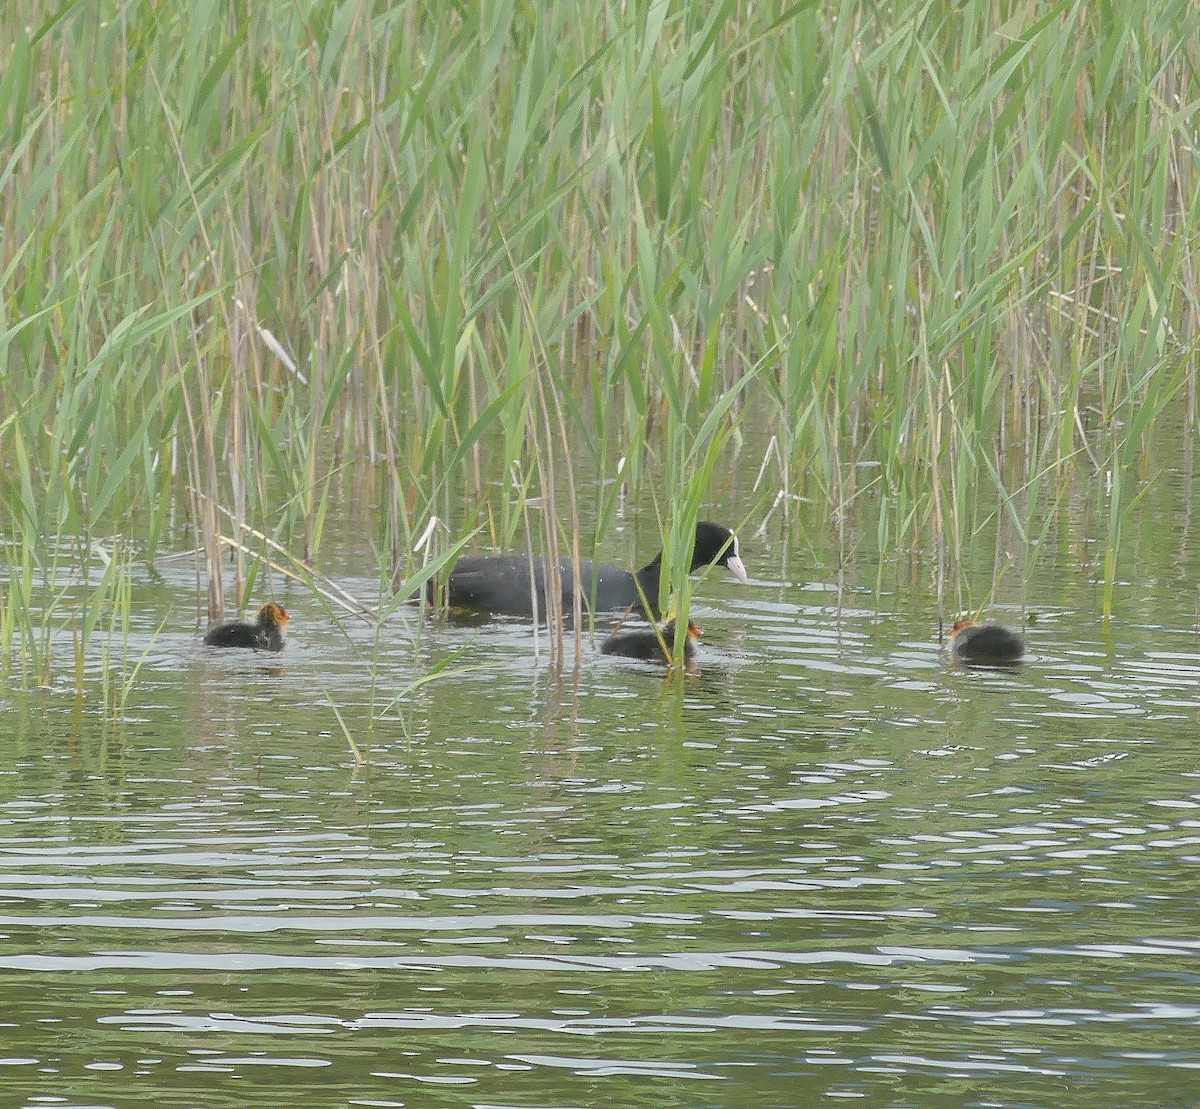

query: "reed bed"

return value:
[1, 0, 1197, 680]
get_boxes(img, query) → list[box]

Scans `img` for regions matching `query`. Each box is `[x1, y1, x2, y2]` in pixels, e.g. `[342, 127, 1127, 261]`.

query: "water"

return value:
[2, 504, 1200, 1108]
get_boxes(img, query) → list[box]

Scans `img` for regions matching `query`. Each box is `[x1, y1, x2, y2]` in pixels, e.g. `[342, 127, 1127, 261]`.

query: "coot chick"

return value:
[949, 618, 1024, 666]
[437, 520, 747, 619]
[601, 619, 702, 664]
[203, 602, 289, 652]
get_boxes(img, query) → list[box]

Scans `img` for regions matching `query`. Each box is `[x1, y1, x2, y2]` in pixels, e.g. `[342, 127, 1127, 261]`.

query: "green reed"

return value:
[1, 0, 1197, 672]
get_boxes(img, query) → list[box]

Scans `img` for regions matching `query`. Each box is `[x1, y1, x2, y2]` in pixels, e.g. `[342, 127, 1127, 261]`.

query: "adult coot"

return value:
[601, 619, 702, 663]
[949, 618, 1024, 666]
[437, 520, 747, 619]
[203, 602, 289, 652]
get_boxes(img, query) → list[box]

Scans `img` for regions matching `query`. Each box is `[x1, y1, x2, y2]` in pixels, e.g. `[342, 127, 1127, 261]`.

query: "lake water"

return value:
[2, 487, 1199, 1108]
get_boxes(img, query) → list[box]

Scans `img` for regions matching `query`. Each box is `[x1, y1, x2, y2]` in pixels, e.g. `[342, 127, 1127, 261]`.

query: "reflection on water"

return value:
[2, 538, 1199, 1109]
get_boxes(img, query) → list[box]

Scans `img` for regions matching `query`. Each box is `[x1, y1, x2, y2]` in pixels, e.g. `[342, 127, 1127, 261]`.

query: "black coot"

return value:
[949, 618, 1024, 665]
[601, 619, 701, 663]
[436, 521, 747, 619]
[203, 602, 290, 652]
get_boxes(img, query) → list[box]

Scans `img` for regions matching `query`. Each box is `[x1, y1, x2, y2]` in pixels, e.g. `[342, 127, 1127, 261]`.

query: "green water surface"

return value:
[1, 484, 1198, 1109]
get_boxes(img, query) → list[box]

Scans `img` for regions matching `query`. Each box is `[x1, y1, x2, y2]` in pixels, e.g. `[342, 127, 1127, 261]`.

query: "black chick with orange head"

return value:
[203, 602, 290, 652]
[600, 619, 702, 664]
[949, 618, 1024, 666]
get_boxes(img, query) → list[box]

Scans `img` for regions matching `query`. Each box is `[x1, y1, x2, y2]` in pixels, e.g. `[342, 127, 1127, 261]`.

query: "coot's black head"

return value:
[692, 521, 748, 583]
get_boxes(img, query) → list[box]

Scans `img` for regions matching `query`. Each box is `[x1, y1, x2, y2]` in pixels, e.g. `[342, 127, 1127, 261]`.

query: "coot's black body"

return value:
[601, 620, 701, 663]
[203, 602, 289, 652]
[949, 619, 1024, 665]
[436, 521, 746, 619]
